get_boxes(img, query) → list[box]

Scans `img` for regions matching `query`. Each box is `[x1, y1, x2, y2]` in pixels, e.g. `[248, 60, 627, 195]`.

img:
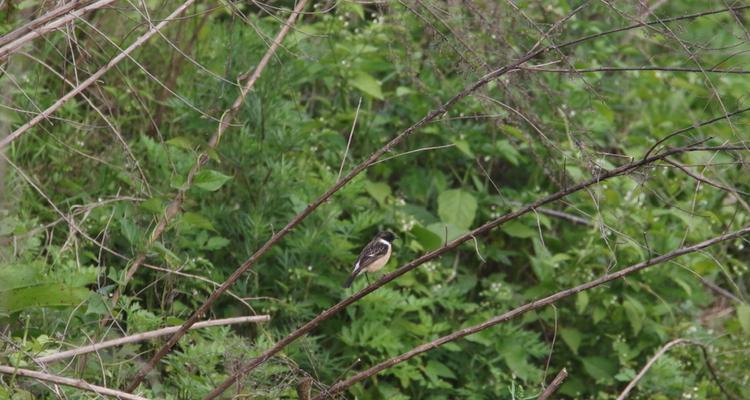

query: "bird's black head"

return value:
[378, 231, 396, 242]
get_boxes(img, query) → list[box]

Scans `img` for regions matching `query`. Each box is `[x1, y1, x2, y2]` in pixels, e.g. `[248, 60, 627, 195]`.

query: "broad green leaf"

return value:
[495, 140, 520, 165]
[582, 356, 617, 383]
[560, 328, 582, 354]
[365, 181, 391, 205]
[205, 236, 231, 250]
[501, 220, 536, 238]
[576, 291, 589, 314]
[349, 72, 384, 100]
[0, 284, 90, 314]
[437, 189, 477, 230]
[623, 297, 645, 335]
[193, 169, 232, 191]
[179, 212, 216, 232]
[411, 225, 442, 251]
[453, 140, 474, 158]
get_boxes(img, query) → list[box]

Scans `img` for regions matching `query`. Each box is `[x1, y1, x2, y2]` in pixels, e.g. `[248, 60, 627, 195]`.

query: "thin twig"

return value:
[338, 97, 362, 181]
[314, 227, 750, 399]
[0, 365, 147, 400]
[538, 368, 568, 400]
[616, 339, 739, 400]
[36, 316, 270, 364]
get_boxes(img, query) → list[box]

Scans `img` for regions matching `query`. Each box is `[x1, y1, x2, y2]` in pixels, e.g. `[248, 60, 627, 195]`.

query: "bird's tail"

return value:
[342, 271, 358, 288]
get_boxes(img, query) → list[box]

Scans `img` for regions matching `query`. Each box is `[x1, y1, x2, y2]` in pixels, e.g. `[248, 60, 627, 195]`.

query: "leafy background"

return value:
[1, 0, 750, 399]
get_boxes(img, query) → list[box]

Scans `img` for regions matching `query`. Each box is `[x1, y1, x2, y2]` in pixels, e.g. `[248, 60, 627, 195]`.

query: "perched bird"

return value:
[343, 231, 396, 288]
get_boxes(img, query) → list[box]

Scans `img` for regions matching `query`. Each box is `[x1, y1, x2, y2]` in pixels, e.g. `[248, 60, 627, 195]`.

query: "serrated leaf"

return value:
[349, 72, 384, 100]
[193, 169, 232, 191]
[437, 189, 477, 230]
[576, 291, 589, 314]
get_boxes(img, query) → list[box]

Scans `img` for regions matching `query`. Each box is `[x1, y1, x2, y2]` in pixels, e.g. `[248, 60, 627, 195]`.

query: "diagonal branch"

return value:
[0, 365, 147, 400]
[204, 142, 750, 400]
[313, 227, 750, 399]
[36, 315, 270, 364]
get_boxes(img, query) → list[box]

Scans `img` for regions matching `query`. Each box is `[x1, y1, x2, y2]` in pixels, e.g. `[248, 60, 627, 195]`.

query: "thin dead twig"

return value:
[616, 338, 738, 400]
[0, 365, 147, 400]
[36, 315, 270, 364]
[314, 227, 750, 399]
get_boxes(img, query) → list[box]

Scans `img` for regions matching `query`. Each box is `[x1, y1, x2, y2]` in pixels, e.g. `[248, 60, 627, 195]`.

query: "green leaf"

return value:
[0, 284, 91, 314]
[576, 291, 589, 314]
[365, 181, 391, 205]
[437, 189, 477, 230]
[560, 328, 582, 354]
[411, 225, 442, 251]
[581, 356, 617, 383]
[193, 169, 232, 191]
[349, 72, 384, 100]
[453, 140, 474, 158]
[737, 304, 750, 335]
[166, 136, 196, 151]
[495, 140, 521, 166]
[179, 212, 216, 232]
[623, 296, 645, 335]
[205, 236, 231, 250]
[501, 220, 536, 238]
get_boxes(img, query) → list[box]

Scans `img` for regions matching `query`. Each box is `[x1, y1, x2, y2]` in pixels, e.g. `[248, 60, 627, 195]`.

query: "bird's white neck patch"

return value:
[378, 238, 391, 246]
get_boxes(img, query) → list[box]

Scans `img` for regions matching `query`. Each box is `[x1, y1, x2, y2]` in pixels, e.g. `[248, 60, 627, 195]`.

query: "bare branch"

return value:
[314, 227, 750, 399]
[0, 365, 148, 400]
[539, 368, 568, 400]
[35, 316, 270, 364]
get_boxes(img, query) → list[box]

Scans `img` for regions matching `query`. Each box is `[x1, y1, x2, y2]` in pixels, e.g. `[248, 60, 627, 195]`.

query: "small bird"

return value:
[343, 231, 396, 288]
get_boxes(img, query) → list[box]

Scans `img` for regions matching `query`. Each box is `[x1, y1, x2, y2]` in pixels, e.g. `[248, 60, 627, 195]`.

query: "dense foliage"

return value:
[1, 1, 750, 399]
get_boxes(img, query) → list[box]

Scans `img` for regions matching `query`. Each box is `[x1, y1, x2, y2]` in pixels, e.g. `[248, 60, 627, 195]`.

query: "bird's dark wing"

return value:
[354, 239, 390, 271]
